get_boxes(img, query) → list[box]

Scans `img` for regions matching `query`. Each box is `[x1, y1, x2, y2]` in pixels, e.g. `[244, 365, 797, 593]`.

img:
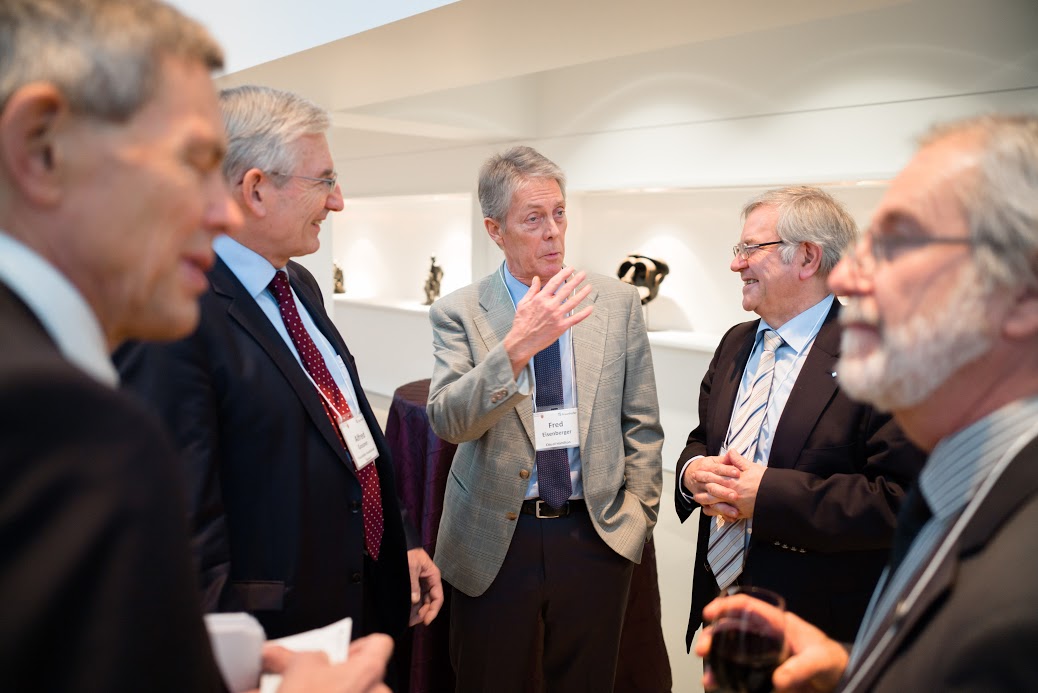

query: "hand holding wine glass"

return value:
[702, 587, 788, 693]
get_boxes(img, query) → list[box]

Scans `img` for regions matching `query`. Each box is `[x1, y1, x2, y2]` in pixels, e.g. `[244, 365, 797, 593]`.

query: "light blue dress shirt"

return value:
[500, 262, 583, 500]
[214, 235, 364, 416]
[679, 294, 834, 499]
[737, 293, 834, 466]
[0, 231, 117, 387]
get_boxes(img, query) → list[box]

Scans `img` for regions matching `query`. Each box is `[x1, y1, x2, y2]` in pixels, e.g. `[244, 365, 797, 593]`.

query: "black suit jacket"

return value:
[842, 434, 1038, 692]
[116, 259, 410, 639]
[0, 282, 224, 692]
[675, 301, 925, 644]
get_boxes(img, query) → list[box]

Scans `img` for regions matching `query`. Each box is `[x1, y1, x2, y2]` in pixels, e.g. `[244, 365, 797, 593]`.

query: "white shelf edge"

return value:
[647, 330, 721, 353]
[333, 295, 431, 315]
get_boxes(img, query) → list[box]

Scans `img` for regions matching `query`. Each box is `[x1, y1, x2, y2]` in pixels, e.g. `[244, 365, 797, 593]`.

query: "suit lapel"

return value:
[848, 436, 1038, 692]
[711, 323, 758, 453]
[476, 274, 536, 447]
[210, 259, 351, 468]
[769, 301, 841, 468]
[572, 282, 603, 451]
[290, 262, 388, 473]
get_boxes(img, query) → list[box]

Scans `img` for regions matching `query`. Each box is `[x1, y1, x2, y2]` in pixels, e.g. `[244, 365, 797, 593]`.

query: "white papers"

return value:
[259, 617, 353, 693]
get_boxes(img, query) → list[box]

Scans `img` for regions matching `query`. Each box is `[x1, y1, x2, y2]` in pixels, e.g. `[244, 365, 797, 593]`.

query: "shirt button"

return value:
[505, 512, 518, 521]
[349, 501, 361, 513]
[519, 470, 530, 479]
[350, 572, 362, 584]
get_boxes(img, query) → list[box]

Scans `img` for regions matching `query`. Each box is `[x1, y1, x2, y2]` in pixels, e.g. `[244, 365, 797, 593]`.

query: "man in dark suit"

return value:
[698, 115, 1038, 692]
[116, 85, 442, 647]
[0, 1, 393, 692]
[676, 186, 925, 646]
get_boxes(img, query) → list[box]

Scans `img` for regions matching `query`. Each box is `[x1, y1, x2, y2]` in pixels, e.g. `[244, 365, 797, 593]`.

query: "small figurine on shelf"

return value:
[423, 256, 444, 305]
[333, 261, 345, 294]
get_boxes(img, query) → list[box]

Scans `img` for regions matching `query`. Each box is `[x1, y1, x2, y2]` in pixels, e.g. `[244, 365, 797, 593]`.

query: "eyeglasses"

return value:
[732, 240, 785, 260]
[269, 171, 338, 191]
[845, 233, 989, 275]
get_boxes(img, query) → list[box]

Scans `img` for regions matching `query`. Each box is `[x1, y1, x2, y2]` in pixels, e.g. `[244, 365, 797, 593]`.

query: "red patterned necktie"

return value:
[268, 270, 383, 560]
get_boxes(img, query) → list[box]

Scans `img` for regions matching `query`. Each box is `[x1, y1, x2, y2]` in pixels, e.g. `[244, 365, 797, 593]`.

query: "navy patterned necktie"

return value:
[533, 338, 572, 509]
[268, 270, 383, 560]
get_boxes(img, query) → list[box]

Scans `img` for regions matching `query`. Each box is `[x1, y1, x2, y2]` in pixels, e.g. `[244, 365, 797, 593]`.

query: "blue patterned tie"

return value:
[533, 339, 572, 509]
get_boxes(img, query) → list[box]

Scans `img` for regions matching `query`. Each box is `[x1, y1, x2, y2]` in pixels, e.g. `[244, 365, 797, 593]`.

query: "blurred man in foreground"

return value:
[0, 1, 392, 690]
[698, 114, 1038, 692]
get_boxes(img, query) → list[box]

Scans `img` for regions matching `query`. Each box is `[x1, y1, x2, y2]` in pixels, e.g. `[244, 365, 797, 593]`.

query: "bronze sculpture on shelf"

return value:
[333, 261, 345, 294]
[617, 255, 670, 305]
[423, 256, 444, 305]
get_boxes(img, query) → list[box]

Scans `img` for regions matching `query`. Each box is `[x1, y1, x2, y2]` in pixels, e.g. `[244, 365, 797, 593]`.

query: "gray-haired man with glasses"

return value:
[698, 114, 1038, 693]
[115, 84, 442, 668]
[675, 185, 924, 651]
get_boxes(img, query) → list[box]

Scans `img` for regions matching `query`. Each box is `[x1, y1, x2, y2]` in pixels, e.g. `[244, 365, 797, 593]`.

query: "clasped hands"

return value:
[503, 267, 593, 377]
[682, 449, 764, 521]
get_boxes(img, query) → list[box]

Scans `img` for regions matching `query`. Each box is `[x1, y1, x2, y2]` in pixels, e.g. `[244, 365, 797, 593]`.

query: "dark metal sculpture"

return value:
[617, 255, 670, 305]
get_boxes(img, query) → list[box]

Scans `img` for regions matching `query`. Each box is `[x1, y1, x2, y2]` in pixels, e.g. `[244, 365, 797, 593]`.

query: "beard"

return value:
[836, 268, 994, 412]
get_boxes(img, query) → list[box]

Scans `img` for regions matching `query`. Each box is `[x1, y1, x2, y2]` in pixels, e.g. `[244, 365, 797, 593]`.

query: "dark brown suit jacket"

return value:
[0, 282, 224, 692]
[675, 301, 925, 645]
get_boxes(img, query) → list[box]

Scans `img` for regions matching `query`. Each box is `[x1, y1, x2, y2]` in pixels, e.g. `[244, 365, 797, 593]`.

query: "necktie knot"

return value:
[269, 270, 292, 304]
[762, 329, 783, 354]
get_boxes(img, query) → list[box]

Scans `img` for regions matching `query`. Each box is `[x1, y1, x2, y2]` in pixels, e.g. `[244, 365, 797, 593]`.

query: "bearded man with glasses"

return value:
[115, 85, 442, 677]
[675, 186, 925, 655]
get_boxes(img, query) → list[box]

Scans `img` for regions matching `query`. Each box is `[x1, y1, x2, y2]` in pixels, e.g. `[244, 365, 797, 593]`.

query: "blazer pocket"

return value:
[231, 580, 285, 611]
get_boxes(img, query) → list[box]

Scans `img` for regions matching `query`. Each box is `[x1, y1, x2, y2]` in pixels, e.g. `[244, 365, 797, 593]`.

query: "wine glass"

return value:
[706, 586, 788, 693]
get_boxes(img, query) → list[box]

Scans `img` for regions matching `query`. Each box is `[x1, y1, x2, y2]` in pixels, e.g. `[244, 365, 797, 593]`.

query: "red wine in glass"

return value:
[706, 586, 787, 693]
[707, 621, 784, 693]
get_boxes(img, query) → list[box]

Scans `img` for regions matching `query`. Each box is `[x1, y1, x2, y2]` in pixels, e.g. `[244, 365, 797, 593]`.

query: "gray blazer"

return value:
[427, 270, 663, 597]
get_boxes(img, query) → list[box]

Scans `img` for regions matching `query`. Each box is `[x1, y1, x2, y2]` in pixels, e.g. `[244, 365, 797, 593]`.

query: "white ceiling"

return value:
[214, 0, 909, 161]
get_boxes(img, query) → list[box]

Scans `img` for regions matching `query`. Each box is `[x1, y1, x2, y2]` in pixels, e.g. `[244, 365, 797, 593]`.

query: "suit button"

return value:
[349, 500, 361, 513]
[350, 572, 362, 584]
[506, 512, 518, 521]
[519, 469, 530, 479]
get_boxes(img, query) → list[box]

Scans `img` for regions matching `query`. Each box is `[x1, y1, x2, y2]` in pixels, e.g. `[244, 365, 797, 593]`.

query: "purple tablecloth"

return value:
[385, 379, 672, 693]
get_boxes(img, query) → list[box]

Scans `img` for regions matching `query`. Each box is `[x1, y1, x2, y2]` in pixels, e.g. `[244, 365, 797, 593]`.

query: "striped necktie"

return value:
[707, 329, 783, 591]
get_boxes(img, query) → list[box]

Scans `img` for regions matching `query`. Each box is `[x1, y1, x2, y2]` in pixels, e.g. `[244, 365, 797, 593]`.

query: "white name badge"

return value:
[533, 407, 579, 451]
[340, 415, 379, 470]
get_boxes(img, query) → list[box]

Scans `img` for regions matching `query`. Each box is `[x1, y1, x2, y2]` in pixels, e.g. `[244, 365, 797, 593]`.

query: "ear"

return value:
[485, 217, 504, 249]
[797, 241, 823, 280]
[0, 83, 67, 207]
[1002, 289, 1038, 341]
[239, 167, 268, 217]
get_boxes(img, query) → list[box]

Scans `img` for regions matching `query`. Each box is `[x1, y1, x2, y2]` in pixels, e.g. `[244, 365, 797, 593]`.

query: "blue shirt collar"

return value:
[213, 235, 282, 299]
[757, 294, 834, 355]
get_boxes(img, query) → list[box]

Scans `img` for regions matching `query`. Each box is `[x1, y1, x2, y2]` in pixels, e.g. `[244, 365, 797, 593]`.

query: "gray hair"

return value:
[478, 145, 566, 222]
[219, 85, 330, 187]
[0, 0, 222, 121]
[742, 185, 858, 275]
[921, 114, 1038, 294]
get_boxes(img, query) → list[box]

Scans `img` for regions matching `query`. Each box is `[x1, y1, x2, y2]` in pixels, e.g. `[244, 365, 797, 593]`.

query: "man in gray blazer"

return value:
[427, 146, 663, 692]
[696, 114, 1038, 692]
